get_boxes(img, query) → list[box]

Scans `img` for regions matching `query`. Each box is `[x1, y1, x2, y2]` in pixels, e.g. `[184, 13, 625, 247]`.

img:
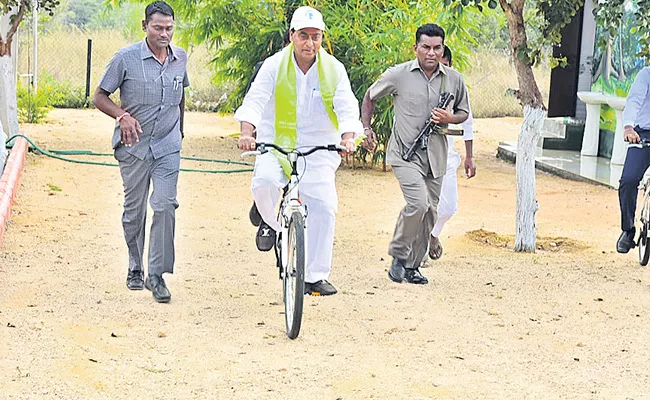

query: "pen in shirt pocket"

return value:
[173, 76, 183, 90]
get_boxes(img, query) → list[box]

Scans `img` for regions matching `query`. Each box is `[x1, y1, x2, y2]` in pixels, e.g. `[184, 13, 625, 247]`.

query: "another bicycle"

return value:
[628, 139, 650, 265]
[242, 142, 345, 339]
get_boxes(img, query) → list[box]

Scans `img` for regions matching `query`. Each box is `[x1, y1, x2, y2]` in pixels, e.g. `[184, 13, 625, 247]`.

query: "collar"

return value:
[291, 49, 320, 71]
[410, 59, 446, 76]
[140, 39, 177, 61]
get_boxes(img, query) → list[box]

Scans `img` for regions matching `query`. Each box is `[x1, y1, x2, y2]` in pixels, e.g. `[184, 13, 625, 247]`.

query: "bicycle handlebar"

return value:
[240, 142, 346, 158]
[628, 138, 650, 148]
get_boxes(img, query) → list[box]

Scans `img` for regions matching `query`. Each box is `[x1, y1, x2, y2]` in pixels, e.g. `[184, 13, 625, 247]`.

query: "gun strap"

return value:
[439, 64, 447, 98]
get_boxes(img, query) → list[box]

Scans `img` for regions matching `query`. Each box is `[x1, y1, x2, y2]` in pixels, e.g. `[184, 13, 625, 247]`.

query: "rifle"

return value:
[402, 92, 455, 161]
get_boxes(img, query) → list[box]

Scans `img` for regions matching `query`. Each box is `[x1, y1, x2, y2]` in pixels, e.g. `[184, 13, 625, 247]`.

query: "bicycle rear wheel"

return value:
[284, 211, 305, 339]
[639, 222, 650, 266]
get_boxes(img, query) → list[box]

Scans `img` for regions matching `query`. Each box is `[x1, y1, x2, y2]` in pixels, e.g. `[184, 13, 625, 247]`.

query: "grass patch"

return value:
[47, 183, 62, 192]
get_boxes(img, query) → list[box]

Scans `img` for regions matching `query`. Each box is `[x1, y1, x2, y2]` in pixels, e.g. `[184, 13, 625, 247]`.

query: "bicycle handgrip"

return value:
[240, 150, 261, 158]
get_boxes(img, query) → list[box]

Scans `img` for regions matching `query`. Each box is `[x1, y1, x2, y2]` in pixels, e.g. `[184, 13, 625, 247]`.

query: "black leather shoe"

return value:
[249, 201, 262, 227]
[145, 275, 171, 303]
[404, 268, 428, 285]
[305, 280, 337, 296]
[256, 222, 276, 252]
[388, 258, 407, 283]
[126, 269, 144, 290]
[617, 228, 636, 253]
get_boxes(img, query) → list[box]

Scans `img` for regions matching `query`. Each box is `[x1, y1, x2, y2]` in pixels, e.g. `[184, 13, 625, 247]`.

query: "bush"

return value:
[185, 83, 233, 112]
[17, 81, 52, 123]
[40, 73, 89, 108]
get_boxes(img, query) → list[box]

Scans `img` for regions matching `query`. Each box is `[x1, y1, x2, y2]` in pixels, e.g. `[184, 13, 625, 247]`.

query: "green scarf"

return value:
[274, 43, 340, 176]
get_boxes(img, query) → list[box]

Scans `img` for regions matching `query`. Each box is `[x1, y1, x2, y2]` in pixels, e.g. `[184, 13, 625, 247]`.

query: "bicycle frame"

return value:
[241, 142, 345, 275]
[278, 150, 307, 276]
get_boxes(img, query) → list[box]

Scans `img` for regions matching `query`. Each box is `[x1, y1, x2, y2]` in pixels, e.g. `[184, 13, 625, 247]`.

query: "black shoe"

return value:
[617, 228, 636, 253]
[249, 201, 262, 227]
[404, 268, 428, 285]
[145, 275, 171, 303]
[256, 222, 275, 252]
[126, 269, 144, 290]
[388, 258, 407, 283]
[305, 280, 337, 296]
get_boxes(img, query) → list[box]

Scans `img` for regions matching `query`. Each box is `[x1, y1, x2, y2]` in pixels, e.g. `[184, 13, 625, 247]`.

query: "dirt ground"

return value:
[1, 109, 649, 399]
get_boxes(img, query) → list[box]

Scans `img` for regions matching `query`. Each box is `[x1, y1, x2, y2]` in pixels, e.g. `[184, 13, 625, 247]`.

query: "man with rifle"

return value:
[361, 23, 469, 285]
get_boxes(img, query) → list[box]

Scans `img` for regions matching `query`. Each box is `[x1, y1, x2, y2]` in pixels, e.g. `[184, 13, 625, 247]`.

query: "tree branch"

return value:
[498, 0, 512, 15]
[6, 2, 27, 48]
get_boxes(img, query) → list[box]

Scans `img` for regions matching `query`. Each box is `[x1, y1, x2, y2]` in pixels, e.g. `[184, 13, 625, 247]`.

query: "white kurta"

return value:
[432, 102, 474, 238]
[234, 50, 362, 283]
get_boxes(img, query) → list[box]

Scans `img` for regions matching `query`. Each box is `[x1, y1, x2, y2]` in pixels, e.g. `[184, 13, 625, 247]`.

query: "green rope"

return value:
[5, 134, 254, 174]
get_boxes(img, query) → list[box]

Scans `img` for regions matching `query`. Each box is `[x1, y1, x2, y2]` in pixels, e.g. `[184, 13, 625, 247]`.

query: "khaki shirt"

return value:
[369, 59, 469, 177]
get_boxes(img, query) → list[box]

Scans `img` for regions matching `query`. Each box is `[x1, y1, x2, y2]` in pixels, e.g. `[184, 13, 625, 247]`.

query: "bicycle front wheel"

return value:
[284, 211, 305, 339]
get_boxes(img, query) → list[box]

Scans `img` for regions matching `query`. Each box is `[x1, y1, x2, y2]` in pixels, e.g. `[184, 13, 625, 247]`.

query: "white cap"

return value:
[290, 6, 326, 31]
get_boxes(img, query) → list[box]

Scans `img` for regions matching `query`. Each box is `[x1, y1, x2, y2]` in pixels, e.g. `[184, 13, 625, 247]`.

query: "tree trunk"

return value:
[514, 106, 545, 252]
[0, 54, 20, 137]
[500, 0, 546, 252]
[0, 7, 23, 173]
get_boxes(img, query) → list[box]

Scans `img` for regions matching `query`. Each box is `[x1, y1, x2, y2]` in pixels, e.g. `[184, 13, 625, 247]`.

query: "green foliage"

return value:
[185, 84, 233, 112]
[16, 72, 90, 121]
[47, 182, 62, 191]
[40, 0, 144, 41]
[40, 73, 88, 108]
[450, 0, 582, 68]
[63, 0, 100, 27]
[0, 0, 60, 16]
[594, 0, 650, 63]
[149, 0, 485, 168]
[16, 80, 52, 123]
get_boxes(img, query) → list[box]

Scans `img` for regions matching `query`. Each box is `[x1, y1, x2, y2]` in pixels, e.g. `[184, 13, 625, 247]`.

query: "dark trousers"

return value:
[619, 131, 650, 231]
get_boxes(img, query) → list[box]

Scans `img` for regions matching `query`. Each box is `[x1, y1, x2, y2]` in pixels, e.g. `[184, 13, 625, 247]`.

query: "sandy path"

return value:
[0, 109, 648, 399]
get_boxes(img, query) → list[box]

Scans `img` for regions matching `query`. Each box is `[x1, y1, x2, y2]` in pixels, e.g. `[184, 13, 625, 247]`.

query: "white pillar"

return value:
[611, 108, 627, 165]
[580, 154, 598, 179]
[581, 102, 602, 156]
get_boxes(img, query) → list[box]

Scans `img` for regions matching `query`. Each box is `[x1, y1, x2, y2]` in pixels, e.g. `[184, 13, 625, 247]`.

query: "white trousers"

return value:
[251, 153, 338, 283]
[431, 152, 461, 238]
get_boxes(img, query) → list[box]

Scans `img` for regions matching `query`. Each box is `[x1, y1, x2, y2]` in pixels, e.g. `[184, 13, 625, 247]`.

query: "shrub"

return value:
[17, 81, 52, 123]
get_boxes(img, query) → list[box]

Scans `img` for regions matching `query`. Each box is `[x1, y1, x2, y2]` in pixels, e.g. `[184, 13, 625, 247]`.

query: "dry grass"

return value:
[16, 28, 214, 95]
[465, 229, 589, 253]
[464, 49, 551, 118]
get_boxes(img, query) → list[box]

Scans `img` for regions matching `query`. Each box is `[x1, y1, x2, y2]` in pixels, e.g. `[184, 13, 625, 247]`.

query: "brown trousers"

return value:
[388, 165, 443, 268]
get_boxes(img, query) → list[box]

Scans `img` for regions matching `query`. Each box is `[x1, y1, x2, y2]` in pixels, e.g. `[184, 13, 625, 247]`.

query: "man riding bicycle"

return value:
[617, 66, 650, 253]
[235, 6, 362, 295]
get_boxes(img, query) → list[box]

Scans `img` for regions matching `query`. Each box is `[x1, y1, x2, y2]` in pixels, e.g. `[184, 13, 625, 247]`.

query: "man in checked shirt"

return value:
[93, 1, 189, 303]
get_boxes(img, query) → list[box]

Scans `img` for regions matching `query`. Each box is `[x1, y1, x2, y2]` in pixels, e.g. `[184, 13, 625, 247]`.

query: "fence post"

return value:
[85, 39, 92, 107]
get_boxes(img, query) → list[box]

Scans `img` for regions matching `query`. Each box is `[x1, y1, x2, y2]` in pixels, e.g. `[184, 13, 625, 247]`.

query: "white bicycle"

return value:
[242, 142, 345, 339]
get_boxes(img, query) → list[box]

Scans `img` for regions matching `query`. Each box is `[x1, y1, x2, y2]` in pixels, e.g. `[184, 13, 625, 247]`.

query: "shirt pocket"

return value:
[309, 89, 327, 115]
[163, 75, 184, 106]
[403, 92, 428, 117]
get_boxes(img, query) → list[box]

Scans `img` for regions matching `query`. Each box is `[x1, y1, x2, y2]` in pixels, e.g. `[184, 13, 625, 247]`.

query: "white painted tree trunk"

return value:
[515, 105, 546, 252]
[0, 10, 20, 174]
[0, 116, 6, 172]
[0, 55, 19, 174]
